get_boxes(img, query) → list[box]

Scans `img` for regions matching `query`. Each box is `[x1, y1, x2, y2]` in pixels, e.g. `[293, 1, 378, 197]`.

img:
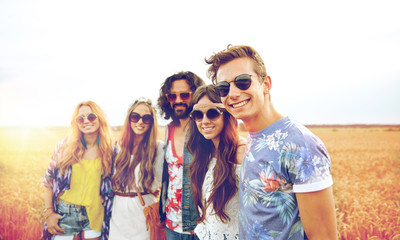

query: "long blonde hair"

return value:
[112, 100, 158, 192]
[58, 101, 113, 178]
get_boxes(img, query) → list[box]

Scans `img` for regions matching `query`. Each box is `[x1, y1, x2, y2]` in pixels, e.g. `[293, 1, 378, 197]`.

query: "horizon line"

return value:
[1, 123, 400, 128]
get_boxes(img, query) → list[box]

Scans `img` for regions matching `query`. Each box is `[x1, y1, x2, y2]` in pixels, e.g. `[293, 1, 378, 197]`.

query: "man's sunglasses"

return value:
[130, 112, 153, 124]
[166, 92, 192, 102]
[190, 108, 223, 122]
[214, 74, 264, 97]
[76, 113, 97, 124]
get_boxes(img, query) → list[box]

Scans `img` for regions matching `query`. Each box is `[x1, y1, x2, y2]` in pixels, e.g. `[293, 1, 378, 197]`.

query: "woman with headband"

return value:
[109, 98, 164, 240]
[187, 85, 246, 239]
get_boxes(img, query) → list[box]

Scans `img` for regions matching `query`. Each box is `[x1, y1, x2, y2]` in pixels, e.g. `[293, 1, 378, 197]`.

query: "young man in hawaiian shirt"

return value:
[205, 45, 338, 240]
[157, 71, 204, 240]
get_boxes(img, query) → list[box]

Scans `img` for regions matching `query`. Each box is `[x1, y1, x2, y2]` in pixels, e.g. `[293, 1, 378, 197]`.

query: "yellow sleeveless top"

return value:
[60, 158, 103, 232]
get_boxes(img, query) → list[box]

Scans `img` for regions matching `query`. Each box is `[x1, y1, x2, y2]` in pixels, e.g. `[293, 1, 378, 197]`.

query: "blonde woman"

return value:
[109, 98, 164, 240]
[42, 101, 114, 240]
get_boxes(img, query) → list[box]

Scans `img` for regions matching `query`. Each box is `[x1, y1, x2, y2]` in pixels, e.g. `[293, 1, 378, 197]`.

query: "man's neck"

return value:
[169, 117, 190, 158]
[175, 117, 190, 133]
[243, 104, 284, 133]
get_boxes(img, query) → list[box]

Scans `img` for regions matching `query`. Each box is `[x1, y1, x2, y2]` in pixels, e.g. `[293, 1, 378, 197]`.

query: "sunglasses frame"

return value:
[130, 112, 154, 125]
[166, 91, 192, 102]
[190, 108, 224, 122]
[76, 113, 98, 124]
[214, 74, 265, 97]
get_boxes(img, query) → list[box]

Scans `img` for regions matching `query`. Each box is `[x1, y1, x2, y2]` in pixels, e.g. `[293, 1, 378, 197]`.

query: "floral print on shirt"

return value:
[165, 129, 185, 232]
[239, 117, 333, 240]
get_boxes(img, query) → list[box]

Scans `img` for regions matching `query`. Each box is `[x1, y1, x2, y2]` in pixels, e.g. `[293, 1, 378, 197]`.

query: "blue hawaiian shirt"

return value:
[239, 117, 333, 240]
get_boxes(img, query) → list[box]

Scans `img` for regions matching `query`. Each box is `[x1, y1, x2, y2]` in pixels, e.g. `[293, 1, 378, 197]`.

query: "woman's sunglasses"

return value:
[130, 112, 153, 124]
[214, 74, 264, 97]
[76, 113, 97, 124]
[190, 108, 223, 122]
[166, 92, 192, 102]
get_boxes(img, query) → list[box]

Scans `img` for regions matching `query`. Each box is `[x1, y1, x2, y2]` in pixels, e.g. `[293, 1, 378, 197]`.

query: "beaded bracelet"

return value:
[43, 206, 53, 213]
[44, 208, 54, 220]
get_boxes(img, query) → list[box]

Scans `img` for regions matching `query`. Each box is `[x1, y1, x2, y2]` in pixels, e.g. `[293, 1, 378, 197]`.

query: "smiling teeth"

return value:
[203, 127, 213, 131]
[232, 100, 247, 108]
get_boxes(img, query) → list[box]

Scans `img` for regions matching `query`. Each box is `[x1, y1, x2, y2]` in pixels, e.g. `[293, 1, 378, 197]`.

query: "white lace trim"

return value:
[194, 158, 240, 240]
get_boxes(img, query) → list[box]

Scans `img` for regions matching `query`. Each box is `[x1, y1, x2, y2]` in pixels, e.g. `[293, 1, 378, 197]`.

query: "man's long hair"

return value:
[157, 71, 204, 123]
[58, 101, 113, 178]
[187, 85, 239, 223]
[111, 101, 158, 193]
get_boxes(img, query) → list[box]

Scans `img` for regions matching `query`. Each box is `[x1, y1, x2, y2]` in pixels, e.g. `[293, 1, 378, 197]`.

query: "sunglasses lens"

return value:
[76, 117, 84, 124]
[214, 82, 230, 97]
[235, 75, 252, 90]
[167, 93, 177, 101]
[130, 113, 140, 123]
[180, 92, 191, 100]
[191, 110, 204, 122]
[142, 115, 153, 124]
[206, 109, 221, 120]
[87, 113, 97, 122]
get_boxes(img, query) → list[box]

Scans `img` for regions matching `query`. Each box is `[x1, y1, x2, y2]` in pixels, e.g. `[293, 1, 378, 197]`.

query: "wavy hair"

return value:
[58, 101, 113, 178]
[205, 44, 267, 84]
[157, 71, 204, 123]
[187, 85, 239, 223]
[111, 100, 158, 193]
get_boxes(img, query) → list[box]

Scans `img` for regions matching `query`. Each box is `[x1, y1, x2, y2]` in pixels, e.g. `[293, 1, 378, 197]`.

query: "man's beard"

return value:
[173, 103, 192, 119]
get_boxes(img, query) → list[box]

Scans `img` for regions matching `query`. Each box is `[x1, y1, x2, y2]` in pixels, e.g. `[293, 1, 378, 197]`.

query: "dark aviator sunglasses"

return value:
[214, 74, 264, 97]
[190, 108, 223, 122]
[76, 113, 97, 124]
[130, 112, 153, 124]
[166, 92, 192, 102]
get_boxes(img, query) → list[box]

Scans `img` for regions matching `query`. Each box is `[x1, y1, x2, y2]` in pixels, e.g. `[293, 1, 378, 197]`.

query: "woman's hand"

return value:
[46, 212, 66, 235]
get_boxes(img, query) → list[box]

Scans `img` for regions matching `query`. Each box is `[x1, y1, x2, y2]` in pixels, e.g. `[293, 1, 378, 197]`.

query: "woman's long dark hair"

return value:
[187, 85, 239, 223]
[111, 100, 158, 193]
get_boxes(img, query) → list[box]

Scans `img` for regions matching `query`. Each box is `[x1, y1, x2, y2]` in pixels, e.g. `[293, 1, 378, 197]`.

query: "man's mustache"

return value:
[173, 103, 188, 108]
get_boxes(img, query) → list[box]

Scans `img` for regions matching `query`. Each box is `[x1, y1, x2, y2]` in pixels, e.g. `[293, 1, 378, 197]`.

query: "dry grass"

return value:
[0, 126, 399, 239]
[311, 127, 400, 240]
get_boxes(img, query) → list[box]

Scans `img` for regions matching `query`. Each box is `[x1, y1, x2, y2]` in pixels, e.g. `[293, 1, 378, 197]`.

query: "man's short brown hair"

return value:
[205, 45, 267, 84]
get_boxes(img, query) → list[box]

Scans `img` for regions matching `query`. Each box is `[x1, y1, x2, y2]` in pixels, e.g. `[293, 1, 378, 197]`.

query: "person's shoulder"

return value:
[57, 136, 70, 150]
[167, 121, 178, 129]
[50, 137, 70, 163]
[156, 139, 165, 148]
[113, 141, 121, 154]
[238, 136, 247, 146]
[284, 117, 327, 149]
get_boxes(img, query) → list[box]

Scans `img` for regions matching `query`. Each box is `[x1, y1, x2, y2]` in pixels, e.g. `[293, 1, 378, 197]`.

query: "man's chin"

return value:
[175, 112, 190, 119]
[173, 110, 189, 119]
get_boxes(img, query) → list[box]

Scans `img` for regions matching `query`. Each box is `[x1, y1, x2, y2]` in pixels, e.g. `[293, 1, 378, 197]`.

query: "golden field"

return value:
[0, 126, 399, 239]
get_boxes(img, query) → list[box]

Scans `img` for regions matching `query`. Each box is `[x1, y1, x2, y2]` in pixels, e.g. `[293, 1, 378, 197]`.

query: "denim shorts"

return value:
[56, 199, 99, 236]
[166, 227, 199, 240]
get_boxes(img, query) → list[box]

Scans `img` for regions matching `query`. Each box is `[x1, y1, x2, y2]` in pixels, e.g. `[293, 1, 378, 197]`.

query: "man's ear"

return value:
[263, 76, 272, 95]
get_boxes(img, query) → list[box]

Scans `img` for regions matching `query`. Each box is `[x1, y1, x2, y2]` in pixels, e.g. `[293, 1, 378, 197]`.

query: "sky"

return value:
[0, 0, 399, 127]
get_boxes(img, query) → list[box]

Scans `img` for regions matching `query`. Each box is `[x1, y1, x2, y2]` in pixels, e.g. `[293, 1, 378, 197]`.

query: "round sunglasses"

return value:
[130, 112, 153, 124]
[166, 92, 192, 102]
[190, 108, 223, 122]
[214, 74, 264, 97]
[76, 113, 97, 124]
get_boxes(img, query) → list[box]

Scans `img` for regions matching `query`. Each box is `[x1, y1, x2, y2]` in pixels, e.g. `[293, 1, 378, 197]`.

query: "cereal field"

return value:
[0, 126, 399, 239]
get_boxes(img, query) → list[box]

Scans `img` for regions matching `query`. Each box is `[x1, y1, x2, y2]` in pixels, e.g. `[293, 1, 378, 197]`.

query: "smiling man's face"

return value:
[216, 57, 268, 122]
